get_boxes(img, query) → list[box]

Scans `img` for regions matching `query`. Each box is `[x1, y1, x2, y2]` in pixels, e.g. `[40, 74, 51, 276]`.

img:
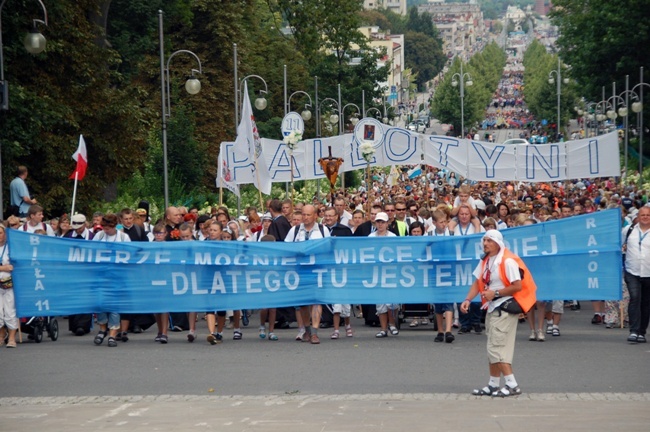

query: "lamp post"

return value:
[341, 102, 360, 133]
[451, 60, 473, 138]
[606, 81, 633, 182]
[318, 97, 340, 136]
[548, 57, 570, 140]
[287, 90, 313, 121]
[0, 0, 48, 220]
[159, 10, 202, 211]
[630, 67, 650, 178]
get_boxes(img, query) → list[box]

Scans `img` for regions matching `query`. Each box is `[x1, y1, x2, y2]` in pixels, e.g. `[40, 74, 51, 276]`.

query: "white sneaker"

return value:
[259, 327, 266, 339]
[295, 328, 306, 341]
[529, 330, 536, 341]
[536, 329, 545, 341]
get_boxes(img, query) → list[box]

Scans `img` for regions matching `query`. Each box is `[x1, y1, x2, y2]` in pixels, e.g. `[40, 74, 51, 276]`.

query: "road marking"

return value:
[4, 393, 649, 407]
[85, 403, 132, 424]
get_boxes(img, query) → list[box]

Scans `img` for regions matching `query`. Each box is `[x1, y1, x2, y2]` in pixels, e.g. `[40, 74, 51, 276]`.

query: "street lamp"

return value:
[451, 60, 473, 137]
[159, 10, 202, 211]
[548, 57, 570, 140]
[287, 90, 313, 121]
[341, 102, 360, 132]
[0, 0, 48, 220]
[318, 97, 340, 136]
[628, 67, 650, 178]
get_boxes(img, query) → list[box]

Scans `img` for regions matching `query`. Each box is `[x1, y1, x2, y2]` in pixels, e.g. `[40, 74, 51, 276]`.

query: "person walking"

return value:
[624, 206, 650, 344]
[462, 230, 536, 397]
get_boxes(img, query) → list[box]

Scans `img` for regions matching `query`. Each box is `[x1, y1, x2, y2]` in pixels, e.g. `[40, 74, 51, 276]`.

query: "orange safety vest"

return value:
[477, 249, 537, 313]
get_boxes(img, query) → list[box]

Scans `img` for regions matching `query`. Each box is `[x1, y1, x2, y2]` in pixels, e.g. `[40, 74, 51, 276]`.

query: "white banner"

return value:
[221, 120, 620, 185]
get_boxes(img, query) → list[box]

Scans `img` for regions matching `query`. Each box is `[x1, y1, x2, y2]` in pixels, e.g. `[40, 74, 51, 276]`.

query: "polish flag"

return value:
[69, 135, 88, 181]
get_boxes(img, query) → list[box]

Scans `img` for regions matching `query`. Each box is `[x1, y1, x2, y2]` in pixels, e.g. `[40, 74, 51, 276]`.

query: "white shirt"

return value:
[92, 231, 131, 243]
[368, 231, 396, 237]
[453, 196, 477, 210]
[0, 243, 10, 280]
[472, 250, 521, 313]
[623, 224, 650, 277]
[453, 223, 485, 236]
[285, 223, 331, 242]
[22, 221, 55, 236]
[427, 227, 450, 236]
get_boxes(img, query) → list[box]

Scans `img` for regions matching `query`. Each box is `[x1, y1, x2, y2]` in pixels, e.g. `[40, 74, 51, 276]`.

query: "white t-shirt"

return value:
[92, 231, 131, 242]
[427, 227, 450, 236]
[0, 243, 10, 280]
[368, 231, 397, 237]
[285, 224, 331, 242]
[453, 223, 484, 236]
[473, 251, 521, 313]
[22, 221, 55, 237]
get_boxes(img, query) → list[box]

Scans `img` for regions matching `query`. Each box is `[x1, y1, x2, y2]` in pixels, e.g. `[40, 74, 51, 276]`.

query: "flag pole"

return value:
[254, 155, 263, 209]
[70, 171, 79, 217]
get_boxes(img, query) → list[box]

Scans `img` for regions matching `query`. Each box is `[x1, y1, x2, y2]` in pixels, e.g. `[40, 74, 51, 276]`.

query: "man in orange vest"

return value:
[461, 229, 536, 397]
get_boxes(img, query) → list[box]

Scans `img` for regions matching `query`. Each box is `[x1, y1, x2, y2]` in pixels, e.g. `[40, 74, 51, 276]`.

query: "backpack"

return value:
[292, 224, 325, 241]
[22, 222, 46, 232]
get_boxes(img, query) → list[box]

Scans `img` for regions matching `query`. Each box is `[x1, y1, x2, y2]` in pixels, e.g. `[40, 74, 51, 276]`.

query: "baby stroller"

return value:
[19, 316, 59, 343]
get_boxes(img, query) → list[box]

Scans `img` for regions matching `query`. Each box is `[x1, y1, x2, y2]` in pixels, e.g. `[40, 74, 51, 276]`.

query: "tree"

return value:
[271, 0, 388, 113]
[0, 0, 150, 216]
[431, 43, 506, 135]
[404, 31, 446, 91]
[550, 0, 650, 100]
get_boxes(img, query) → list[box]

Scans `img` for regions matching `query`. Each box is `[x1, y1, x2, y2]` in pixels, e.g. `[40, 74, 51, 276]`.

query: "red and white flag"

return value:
[69, 135, 88, 181]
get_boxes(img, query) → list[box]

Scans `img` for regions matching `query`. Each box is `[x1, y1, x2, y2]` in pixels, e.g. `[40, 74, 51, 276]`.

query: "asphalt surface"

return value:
[1, 303, 649, 430]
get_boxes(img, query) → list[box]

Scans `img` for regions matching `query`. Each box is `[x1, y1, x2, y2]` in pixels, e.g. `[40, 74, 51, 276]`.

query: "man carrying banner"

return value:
[285, 204, 330, 344]
[463, 229, 536, 397]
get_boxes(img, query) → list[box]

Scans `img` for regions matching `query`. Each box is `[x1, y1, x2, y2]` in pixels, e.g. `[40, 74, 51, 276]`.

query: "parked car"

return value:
[503, 138, 529, 145]
[407, 120, 427, 132]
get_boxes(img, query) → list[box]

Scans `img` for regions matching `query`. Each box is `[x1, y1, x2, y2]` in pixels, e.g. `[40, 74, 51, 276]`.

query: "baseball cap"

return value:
[375, 212, 389, 222]
[70, 214, 86, 228]
[475, 200, 486, 211]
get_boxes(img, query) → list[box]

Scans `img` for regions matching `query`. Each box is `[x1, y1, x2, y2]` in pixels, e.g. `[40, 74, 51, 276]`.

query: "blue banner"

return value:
[8, 211, 622, 316]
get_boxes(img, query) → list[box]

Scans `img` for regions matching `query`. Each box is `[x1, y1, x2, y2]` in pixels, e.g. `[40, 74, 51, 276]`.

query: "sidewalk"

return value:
[2, 393, 649, 431]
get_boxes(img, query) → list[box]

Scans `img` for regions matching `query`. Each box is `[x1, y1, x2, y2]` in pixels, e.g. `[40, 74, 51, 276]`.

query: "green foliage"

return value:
[430, 42, 506, 135]
[0, 0, 406, 219]
[550, 0, 650, 101]
[551, 0, 650, 158]
[361, 7, 446, 92]
[1, 0, 150, 218]
[522, 39, 577, 136]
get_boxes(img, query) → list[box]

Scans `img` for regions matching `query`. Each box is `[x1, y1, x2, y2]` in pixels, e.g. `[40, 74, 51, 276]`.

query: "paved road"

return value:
[1, 304, 649, 430]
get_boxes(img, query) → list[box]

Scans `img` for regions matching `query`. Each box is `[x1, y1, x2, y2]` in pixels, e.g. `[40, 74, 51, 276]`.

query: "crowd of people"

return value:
[1, 160, 648, 351]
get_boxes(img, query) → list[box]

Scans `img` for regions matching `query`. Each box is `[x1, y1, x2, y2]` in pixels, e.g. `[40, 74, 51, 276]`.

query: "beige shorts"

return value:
[486, 310, 519, 364]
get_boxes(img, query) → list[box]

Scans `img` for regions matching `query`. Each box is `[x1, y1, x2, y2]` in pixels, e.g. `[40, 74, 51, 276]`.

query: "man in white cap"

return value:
[462, 229, 536, 397]
[369, 212, 400, 338]
[63, 213, 94, 336]
[63, 214, 94, 240]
